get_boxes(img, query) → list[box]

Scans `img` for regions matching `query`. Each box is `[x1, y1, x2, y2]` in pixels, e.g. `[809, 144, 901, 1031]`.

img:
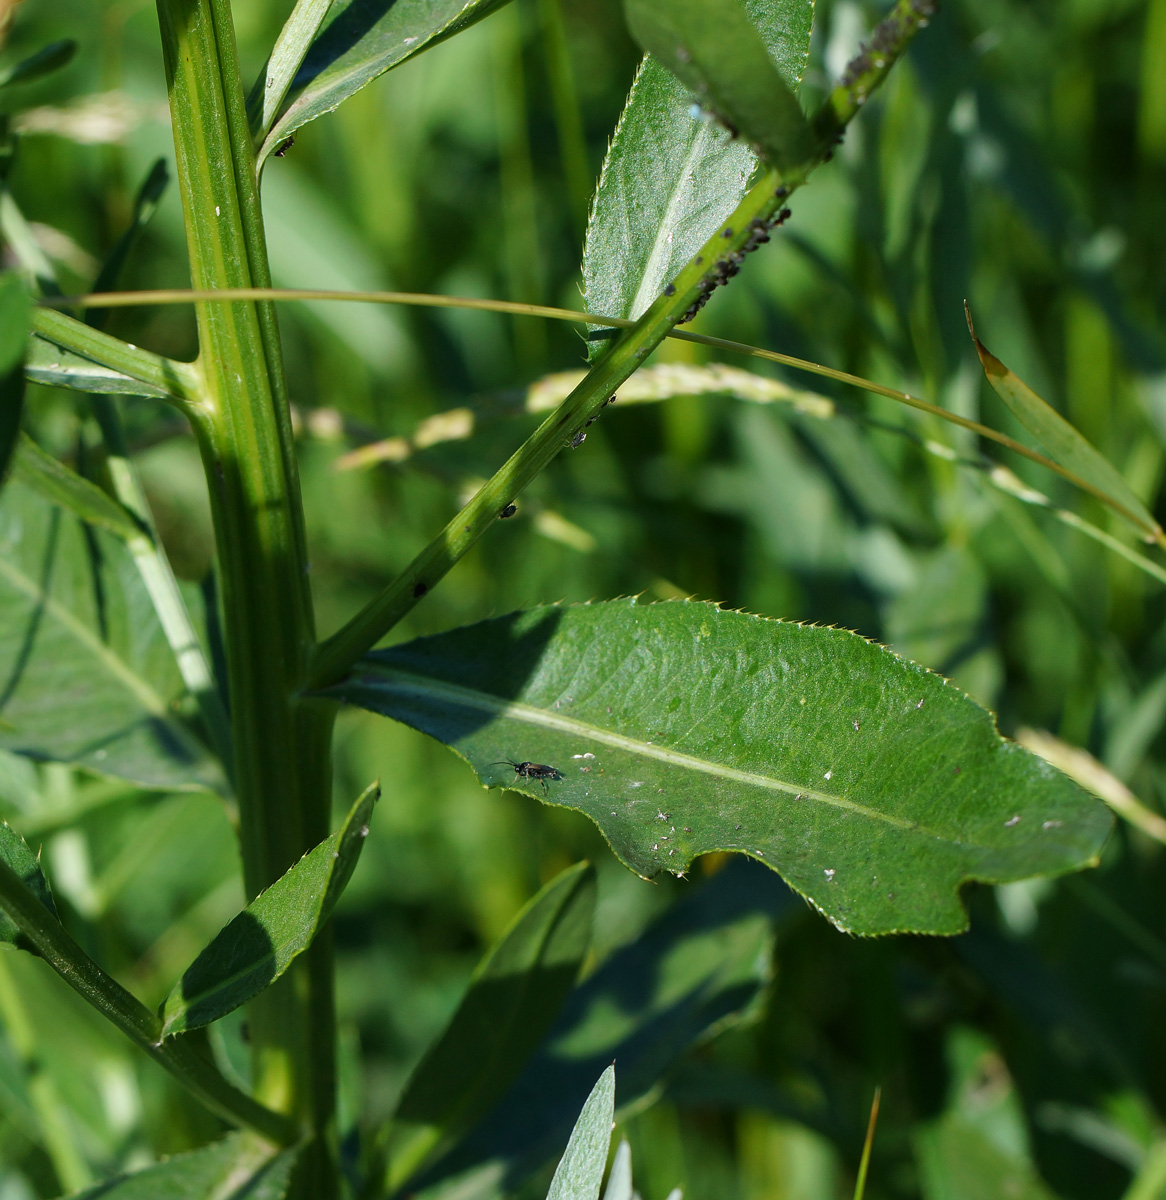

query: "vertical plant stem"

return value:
[154, 0, 336, 1183]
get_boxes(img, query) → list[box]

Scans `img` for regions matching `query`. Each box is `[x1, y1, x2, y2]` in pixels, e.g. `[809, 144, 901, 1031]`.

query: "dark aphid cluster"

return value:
[839, 0, 936, 91]
[569, 395, 617, 447]
[675, 206, 792, 324]
[273, 134, 296, 158]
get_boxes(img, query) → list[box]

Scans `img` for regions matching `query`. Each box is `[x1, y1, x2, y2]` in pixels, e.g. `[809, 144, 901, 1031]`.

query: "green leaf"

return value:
[544, 1066, 616, 1200]
[247, 0, 333, 139]
[25, 330, 179, 401]
[0, 272, 30, 487]
[0, 480, 226, 793]
[0, 40, 77, 89]
[64, 1133, 300, 1199]
[258, 0, 514, 169]
[422, 859, 786, 1191]
[584, 1, 812, 336]
[624, 0, 813, 173]
[323, 599, 1111, 936]
[385, 861, 596, 1190]
[601, 1140, 633, 1200]
[914, 1028, 1059, 1200]
[0, 818, 57, 950]
[11, 435, 142, 541]
[966, 304, 1163, 544]
[87, 159, 169, 325]
[160, 782, 379, 1036]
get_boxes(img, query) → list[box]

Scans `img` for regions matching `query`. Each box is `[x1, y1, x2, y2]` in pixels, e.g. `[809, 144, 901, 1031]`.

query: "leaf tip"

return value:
[963, 301, 1003, 377]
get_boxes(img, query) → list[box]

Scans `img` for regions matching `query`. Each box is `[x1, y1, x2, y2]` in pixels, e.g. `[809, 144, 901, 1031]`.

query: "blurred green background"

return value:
[3, 0, 1166, 1196]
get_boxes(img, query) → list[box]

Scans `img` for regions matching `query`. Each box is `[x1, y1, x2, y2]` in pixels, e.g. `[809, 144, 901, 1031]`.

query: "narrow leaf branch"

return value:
[811, 0, 938, 148]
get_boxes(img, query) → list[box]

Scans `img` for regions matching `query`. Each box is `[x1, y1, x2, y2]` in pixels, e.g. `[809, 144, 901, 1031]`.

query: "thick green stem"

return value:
[154, 0, 336, 1175]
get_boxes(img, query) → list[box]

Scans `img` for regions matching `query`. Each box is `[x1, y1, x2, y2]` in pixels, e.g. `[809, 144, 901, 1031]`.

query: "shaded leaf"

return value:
[583, 0, 812, 335]
[624, 0, 813, 173]
[0, 818, 56, 950]
[0, 271, 30, 487]
[87, 158, 169, 329]
[956, 927, 1129, 1083]
[417, 858, 787, 1192]
[545, 1065, 616, 1200]
[161, 783, 379, 1036]
[914, 1028, 1058, 1200]
[0, 40, 76, 89]
[259, 0, 514, 168]
[0, 480, 226, 793]
[966, 304, 1162, 543]
[12, 435, 142, 542]
[386, 860, 597, 1190]
[325, 599, 1111, 936]
[64, 1133, 300, 1199]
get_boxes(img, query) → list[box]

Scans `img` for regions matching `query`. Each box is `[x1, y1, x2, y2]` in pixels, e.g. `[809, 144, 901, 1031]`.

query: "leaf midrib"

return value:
[350, 665, 921, 832]
[626, 100, 728, 319]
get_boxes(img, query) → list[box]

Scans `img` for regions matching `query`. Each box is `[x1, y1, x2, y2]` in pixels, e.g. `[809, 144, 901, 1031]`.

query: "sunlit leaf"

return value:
[544, 1065, 615, 1200]
[624, 0, 813, 172]
[584, 0, 812, 337]
[386, 861, 596, 1191]
[324, 599, 1111, 936]
[65, 1133, 300, 1199]
[0, 818, 57, 951]
[0, 481, 226, 793]
[247, 0, 333, 139]
[160, 783, 378, 1036]
[966, 304, 1162, 544]
[259, 0, 513, 168]
[601, 1140, 633, 1200]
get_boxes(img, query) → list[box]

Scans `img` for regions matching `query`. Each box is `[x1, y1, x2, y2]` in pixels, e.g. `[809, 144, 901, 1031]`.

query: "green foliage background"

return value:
[2, 0, 1165, 1196]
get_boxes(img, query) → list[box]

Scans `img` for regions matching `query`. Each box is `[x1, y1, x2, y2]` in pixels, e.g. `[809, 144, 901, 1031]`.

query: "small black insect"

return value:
[570, 429, 587, 448]
[494, 759, 564, 793]
[273, 135, 296, 158]
[499, 503, 518, 519]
